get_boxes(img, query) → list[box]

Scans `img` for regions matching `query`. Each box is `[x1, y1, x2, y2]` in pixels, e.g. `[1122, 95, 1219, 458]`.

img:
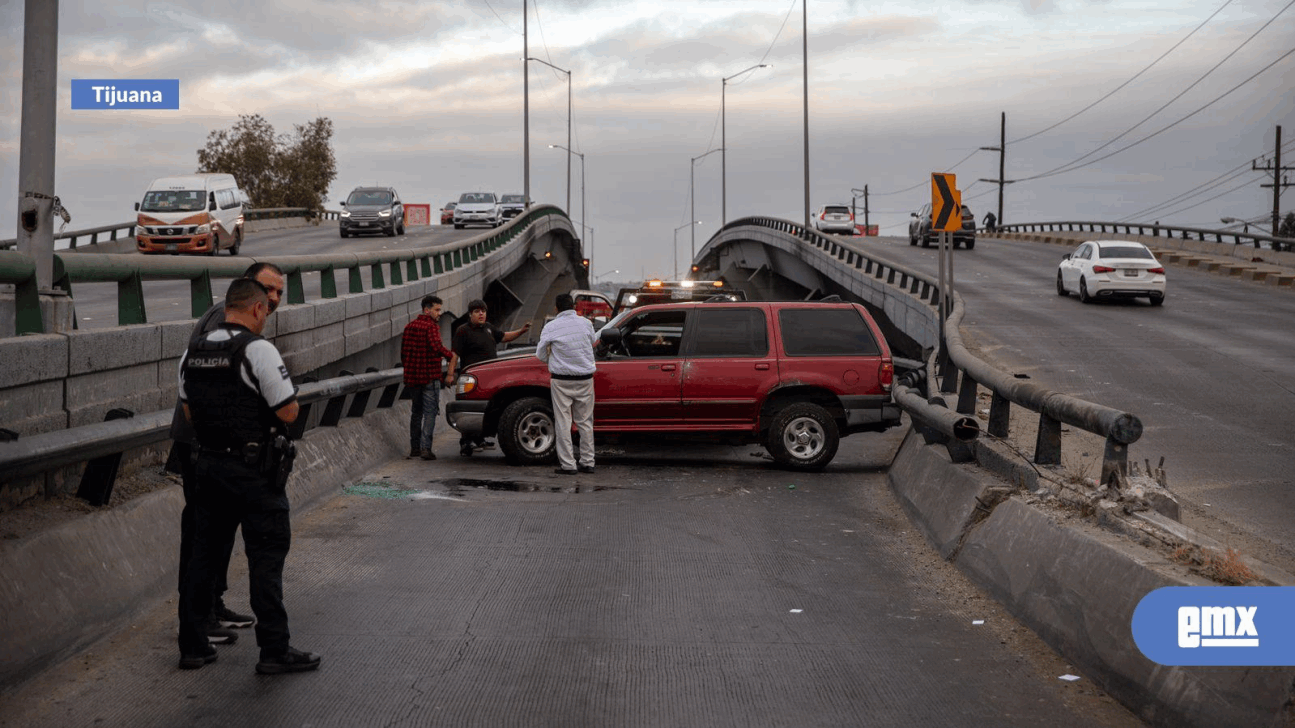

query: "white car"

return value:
[453, 191, 501, 229]
[812, 204, 855, 235]
[1057, 240, 1166, 306]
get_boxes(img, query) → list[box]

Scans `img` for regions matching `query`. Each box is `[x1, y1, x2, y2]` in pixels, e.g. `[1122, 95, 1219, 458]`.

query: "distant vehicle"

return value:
[611, 279, 746, 316]
[1057, 240, 1166, 306]
[440, 202, 457, 225]
[454, 191, 501, 229]
[340, 187, 404, 238]
[812, 204, 855, 235]
[445, 300, 902, 470]
[908, 203, 976, 249]
[499, 194, 527, 220]
[135, 173, 246, 256]
[542, 289, 616, 330]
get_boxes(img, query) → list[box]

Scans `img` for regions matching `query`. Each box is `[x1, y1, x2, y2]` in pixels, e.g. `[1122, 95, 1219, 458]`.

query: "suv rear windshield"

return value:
[348, 191, 392, 205]
[687, 308, 768, 357]
[779, 309, 879, 356]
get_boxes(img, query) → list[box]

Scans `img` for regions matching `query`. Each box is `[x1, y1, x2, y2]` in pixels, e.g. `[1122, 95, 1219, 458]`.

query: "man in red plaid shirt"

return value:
[401, 295, 458, 460]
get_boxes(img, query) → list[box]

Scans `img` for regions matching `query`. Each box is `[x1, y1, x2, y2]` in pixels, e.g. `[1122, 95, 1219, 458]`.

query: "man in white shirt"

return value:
[535, 294, 598, 475]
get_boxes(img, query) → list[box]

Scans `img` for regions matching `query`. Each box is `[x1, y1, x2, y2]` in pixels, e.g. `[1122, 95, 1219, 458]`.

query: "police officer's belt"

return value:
[199, 441, 268, 457]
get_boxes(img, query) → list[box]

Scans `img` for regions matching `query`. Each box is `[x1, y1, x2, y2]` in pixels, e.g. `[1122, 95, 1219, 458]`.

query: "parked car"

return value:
[909, 204, 976, 249]
[340, 187, 404, 238]
[812, 204, 855, 235]
[446, 300, 902, 470]
[440, 202, 457, 225]
[500, 194, 527, 220]
[453, 192, 501, 229]
[1057, 240, 1166, 305]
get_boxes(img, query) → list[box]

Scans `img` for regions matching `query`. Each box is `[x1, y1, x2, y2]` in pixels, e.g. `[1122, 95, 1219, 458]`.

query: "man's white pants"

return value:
[550, 378, 595, 470]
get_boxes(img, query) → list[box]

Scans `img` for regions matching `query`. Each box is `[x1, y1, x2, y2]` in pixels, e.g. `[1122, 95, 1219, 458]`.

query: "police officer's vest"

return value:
[182, 325, 281, 448]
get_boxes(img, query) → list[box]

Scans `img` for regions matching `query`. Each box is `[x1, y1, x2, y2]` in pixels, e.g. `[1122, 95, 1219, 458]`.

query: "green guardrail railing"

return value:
[0, 205, 572, 335]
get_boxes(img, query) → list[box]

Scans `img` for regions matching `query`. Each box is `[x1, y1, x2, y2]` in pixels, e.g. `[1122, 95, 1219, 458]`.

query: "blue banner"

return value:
[71, 79, 179, 110]
[1132, 586, 1295, 666]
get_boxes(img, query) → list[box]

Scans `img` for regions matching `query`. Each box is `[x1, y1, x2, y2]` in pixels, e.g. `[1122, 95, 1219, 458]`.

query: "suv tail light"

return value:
[879, 361, 893, 392]
[1091, 265, 1116, 274]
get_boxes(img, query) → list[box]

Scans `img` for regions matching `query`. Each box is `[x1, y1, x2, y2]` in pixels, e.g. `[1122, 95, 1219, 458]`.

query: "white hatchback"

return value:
[1057, 240, 1166, 306]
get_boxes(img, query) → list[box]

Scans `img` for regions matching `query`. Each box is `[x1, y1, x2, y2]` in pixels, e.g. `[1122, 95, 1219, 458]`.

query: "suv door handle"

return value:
[661, 364, 677, 372]
[755, 363, 770, 370]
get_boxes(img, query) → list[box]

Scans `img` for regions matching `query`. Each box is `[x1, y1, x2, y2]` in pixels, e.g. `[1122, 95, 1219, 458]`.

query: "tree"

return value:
[1278, 212, 1295, 251]
[197, 114, 337, 211]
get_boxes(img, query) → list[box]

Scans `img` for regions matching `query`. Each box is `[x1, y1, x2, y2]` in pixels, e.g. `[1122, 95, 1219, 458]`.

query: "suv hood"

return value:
[346, 203, 391, 212]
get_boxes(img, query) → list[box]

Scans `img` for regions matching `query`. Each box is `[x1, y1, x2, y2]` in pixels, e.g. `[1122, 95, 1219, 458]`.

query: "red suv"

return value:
[445, 301, 901, 470]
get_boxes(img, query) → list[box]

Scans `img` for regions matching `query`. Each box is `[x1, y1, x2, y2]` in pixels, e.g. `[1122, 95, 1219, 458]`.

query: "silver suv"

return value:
[340, 187, 404, 238]
[812, 204, 855, 235]
[453, 192, 501, 229]
[909, 203, 976, 249]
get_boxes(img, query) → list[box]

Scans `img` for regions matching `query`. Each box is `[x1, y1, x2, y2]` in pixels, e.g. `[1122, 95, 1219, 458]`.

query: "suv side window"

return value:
[619, 310, 687, 357]
[779, 309, 880, 356]
[686, 308, 768, 357]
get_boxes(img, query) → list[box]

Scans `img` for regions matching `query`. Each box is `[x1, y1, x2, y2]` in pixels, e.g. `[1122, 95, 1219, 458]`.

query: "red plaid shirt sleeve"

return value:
[401, 315, 453, 385]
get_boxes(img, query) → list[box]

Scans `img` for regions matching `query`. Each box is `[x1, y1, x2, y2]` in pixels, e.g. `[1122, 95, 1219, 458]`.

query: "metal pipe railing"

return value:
[991, 220, 1292, 251]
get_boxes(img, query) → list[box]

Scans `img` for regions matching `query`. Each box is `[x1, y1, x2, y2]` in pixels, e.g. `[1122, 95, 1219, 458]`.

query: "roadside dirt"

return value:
[0, 456, 175, 542]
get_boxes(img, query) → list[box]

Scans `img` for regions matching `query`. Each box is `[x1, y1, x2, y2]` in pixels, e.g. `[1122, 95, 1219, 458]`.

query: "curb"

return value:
[0, 404, 408, 690]
[888, 429, 1295, 727]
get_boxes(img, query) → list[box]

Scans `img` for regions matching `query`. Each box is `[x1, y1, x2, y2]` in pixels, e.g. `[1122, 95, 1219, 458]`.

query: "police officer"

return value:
[168, 262, 286, 645]
[177, 278, 320, 674]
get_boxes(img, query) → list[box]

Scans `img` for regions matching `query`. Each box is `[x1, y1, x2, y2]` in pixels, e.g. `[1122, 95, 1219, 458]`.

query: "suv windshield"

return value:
[501, 195, 525, 204]
[459, 192, 495, 204]
[348, 191, 392, 205]
[141, 190, 206, 213]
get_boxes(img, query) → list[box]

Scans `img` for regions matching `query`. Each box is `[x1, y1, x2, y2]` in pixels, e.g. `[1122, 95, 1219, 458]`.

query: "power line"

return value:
[871, 147, 981, 196]
[1020, 1, 1295, 182]
[1011, 0, 1234, 144]
[1119, 138, 1295, 221]
[1017, 44, 1295, 183]
[1140, 174, 1265, 221]
[478, 0, 521, 35]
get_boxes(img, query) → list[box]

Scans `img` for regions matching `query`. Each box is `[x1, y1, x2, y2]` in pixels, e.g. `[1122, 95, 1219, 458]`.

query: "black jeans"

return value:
[172, 441, 236, 607]
[178, 453, 292, 657]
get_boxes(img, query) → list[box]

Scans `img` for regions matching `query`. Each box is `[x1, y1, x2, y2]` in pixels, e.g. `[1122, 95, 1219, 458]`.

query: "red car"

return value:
[446, 300, 901, 470]
[440, 202, 457, 225]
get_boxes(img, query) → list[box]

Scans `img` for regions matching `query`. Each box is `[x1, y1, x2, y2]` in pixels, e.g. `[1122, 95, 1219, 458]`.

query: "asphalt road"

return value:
[0, 427, 1140, 727]
[67, 222, 483, 328]
[840, 234, 1295, 574]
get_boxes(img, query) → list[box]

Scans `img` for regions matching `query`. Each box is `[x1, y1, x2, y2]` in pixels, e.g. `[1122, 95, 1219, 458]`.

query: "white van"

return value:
[135, 173, 246, 255]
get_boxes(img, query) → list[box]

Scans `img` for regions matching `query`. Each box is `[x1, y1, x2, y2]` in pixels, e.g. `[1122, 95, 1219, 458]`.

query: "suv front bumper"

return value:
[446, 400, 488, 437]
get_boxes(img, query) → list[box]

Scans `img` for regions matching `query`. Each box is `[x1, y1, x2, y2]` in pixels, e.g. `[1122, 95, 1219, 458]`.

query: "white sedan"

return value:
[1057, 240, 1166, 306]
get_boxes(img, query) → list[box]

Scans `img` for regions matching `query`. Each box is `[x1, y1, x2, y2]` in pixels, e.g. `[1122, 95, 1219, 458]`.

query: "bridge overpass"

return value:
[2, 212, 1294, 726]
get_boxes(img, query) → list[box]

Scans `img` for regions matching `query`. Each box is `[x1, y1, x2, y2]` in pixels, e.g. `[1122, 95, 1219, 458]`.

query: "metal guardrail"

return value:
[993, 220, 1293, 252]
[718, 216, 1142, 482]
[0, 367, 407, 493]
[0, 208, 339, 252]
[0, 205, 570, 335]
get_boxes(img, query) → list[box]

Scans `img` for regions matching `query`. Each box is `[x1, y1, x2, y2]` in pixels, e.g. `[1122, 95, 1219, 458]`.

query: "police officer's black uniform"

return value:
[177, 321, 310, 671]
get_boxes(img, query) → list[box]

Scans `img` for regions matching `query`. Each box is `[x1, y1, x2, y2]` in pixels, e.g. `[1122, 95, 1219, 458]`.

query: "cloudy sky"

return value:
[2, 0, 1292, 279]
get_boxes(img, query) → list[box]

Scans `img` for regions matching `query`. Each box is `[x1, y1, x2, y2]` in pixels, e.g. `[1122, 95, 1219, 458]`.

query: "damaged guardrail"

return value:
[0, 367, 407, 503]
[716, 216, 1144, 486]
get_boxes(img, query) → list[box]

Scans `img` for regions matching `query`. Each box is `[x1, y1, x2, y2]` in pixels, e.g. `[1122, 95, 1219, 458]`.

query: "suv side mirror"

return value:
[910, 212, 917, 218]
[339, 201, 347, 207]
[599, 327, 623, 346]
[134, 202, 140, 211]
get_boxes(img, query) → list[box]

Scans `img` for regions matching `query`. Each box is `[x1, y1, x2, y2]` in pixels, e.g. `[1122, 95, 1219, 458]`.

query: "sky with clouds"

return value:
[2, 0, 1292, 279]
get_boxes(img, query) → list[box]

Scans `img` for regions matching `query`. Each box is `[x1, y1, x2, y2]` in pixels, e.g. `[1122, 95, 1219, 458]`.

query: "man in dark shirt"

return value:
[451, 299, 530, 456]
[400, 295, 457, 460]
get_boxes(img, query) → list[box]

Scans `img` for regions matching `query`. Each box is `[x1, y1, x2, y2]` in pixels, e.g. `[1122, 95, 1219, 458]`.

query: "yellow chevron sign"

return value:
[931, 173, 962, 233]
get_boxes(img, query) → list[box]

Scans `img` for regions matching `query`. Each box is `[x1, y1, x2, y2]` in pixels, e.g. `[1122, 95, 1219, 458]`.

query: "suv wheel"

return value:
[498, 397, 557, 465]
[385, 224, 397, 237]
[397, 220, 405, 236]
[766, 402, 839, 471]
[340, 228, 349, 239]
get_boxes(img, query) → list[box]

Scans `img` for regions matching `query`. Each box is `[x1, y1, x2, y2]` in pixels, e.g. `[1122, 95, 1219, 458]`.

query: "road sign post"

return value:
[931, 173, 962, 394]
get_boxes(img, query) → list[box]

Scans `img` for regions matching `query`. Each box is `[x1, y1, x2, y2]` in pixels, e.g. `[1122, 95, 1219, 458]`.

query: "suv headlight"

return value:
[455, 374, 476, 395]
[340, 211, 351, 218]
[379, 210, 391, 217]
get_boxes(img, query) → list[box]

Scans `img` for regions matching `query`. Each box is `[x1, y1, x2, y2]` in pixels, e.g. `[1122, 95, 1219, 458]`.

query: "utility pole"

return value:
[1254, 125, 1292, 237]
[17, 0, 59, 294]
[851, 186, 869, 233]
[979, 112, 1009, 226]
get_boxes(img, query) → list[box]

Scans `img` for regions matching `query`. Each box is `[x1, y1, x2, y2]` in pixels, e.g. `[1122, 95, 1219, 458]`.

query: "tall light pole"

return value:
[691, 148, 722, 261]
[550, 144, 586, 267]
[527, 57, 570, 211]
[722, 63, 770, 225]
[594, 268, 619, 283]
[674, 221, 701, 279]
[851, 186, 868, 233]
[523, 1, 529, 208]
[802, 0, 810, 230]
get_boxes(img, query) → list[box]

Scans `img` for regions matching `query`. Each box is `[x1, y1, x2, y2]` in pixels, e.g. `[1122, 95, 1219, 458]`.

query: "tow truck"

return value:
[611, 279, 745, 316]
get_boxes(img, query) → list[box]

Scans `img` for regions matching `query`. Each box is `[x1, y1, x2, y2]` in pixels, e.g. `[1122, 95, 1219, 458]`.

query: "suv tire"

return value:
[340, 228, 349, 239]
[498, 397, 557, 465]
[766, 402, 839, 471]
[964, 239, 975, 250]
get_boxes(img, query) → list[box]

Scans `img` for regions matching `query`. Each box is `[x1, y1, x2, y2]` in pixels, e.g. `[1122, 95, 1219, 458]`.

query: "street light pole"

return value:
[721, 63, 770, 225]
[674, 221, 701, 279]
[550, 144, 586, 265]
[691, 148, 722, 261]
[802, 0, 810, 230]
[527, 57, 571, 212]
[523, 0, 529, 208]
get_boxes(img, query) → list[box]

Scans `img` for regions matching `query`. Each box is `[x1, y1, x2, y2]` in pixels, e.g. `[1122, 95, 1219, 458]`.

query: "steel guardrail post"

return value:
[320, 265, 337, 299]
[190, 269, 213, 318]
[118, 269, 147, 325]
